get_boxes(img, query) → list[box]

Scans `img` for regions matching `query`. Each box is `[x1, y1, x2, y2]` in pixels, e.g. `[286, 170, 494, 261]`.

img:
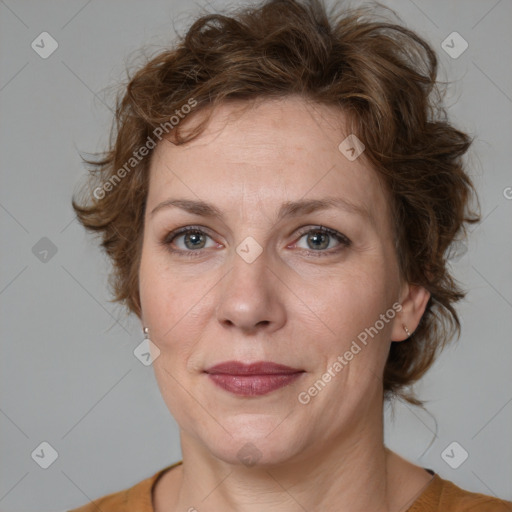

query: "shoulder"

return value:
[65, 463, 181, 512]
[409, 473, 512, 511]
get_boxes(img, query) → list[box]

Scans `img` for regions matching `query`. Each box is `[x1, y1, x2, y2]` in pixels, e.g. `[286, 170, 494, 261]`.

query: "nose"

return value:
[215, 248, 286, 335]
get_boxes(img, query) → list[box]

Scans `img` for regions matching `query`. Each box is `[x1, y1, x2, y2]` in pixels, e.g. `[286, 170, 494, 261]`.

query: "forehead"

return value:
[147, 96, 391, 229]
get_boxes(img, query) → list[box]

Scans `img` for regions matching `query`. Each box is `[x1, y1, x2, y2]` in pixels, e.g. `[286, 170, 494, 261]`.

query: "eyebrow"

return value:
[150, 196, 373, 224]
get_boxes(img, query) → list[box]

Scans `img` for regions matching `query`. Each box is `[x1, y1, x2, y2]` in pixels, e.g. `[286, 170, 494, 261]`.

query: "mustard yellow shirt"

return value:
[67, 461, 512, 511]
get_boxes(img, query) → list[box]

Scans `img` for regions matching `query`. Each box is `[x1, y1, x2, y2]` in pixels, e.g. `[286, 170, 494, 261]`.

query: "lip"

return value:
[204, 360, 305, 396]
[205, 361, 303, 375]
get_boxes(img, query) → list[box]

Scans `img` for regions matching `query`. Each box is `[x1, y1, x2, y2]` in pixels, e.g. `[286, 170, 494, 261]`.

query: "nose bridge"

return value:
[215, 240, 285, 332]
[225, 241, 271, 306]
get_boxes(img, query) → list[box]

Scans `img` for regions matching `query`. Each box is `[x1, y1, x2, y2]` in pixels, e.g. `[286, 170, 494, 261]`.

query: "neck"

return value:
[167, 400, 413, 512]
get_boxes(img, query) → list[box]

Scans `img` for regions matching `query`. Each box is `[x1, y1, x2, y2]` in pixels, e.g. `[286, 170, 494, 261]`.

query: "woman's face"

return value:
[139, 96, 415, 465]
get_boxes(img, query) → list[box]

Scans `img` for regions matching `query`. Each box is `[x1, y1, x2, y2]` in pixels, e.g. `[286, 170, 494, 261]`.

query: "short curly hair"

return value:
[72, 0, 480, 405]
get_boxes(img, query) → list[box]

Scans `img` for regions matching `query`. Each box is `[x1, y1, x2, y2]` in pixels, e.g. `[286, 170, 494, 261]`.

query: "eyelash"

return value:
[161, 225, 351, 259]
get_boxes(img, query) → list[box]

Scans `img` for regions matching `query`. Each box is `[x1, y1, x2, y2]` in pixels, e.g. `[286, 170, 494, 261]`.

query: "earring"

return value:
[143, 326, 149, 339]
[402, 324, 411, 337]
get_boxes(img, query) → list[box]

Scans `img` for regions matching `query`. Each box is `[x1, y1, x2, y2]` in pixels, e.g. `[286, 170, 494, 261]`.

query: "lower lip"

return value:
[207, 373, 303, 396]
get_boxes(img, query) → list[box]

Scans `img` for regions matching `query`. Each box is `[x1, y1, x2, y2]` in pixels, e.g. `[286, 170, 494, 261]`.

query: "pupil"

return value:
[309, 232, 328, 250]
[186, 232, 204, 249]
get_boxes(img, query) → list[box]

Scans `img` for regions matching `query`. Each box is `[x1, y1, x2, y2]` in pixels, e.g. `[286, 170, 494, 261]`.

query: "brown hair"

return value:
[72, 0, 480, 405]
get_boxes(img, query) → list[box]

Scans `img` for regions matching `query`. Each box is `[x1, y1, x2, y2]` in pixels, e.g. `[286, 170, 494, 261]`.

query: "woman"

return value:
[69, 0, 512, 510]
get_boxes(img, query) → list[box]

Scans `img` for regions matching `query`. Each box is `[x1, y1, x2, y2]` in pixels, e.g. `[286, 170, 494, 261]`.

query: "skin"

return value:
[138, 96, 432, 512]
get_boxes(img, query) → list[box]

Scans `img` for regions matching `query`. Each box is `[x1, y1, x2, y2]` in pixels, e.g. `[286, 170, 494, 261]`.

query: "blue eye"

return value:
[294, 226, 351, 255]
[163, 226, 216, 254]
[162, 225, 351, 258]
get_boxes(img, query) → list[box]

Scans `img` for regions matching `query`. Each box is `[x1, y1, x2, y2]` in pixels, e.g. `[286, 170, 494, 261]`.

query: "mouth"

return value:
[204, 360, 305, 396]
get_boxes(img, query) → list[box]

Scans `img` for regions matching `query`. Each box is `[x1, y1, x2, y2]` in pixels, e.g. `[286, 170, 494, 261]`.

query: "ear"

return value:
[391, 283, 431, 342]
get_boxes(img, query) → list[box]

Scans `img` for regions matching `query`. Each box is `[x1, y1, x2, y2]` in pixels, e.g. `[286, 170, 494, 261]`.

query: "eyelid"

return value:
[161, 225, 219, 254]
[294, 225, 351, 246]
[162, 224, 215, 243]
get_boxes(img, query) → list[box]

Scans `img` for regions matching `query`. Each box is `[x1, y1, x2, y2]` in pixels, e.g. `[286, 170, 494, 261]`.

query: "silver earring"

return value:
[143, 326, 149, 339]
[402, 324, 411, 337]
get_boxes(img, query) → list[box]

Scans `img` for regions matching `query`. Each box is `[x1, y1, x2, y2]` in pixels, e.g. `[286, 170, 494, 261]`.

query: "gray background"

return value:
[1, 0, 511, 510]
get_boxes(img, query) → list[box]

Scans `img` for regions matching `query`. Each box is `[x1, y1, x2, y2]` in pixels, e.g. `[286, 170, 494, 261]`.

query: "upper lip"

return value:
[204, 360, 304, 375]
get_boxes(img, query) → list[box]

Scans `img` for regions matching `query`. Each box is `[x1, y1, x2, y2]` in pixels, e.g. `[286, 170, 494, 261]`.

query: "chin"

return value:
[212, 441, 299, 468]
[200, 418, 304, 468]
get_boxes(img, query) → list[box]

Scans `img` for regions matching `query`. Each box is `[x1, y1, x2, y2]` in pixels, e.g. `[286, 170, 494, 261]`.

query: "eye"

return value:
[161, 225, 351, 258]
[293, 226, 351, 256]
[162, 226, 218, 256]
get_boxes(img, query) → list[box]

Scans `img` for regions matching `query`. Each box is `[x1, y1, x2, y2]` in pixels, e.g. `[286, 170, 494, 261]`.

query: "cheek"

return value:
[138, 250, 206, 421]
[138, 245, 213, 360]
[320, 262, 395, 335]
[139, 245, 179, 344]
[309, 263, 398, 392]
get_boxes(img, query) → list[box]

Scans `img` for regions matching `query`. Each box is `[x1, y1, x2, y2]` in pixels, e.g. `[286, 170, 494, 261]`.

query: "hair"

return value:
[72, 0, 480, 405]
